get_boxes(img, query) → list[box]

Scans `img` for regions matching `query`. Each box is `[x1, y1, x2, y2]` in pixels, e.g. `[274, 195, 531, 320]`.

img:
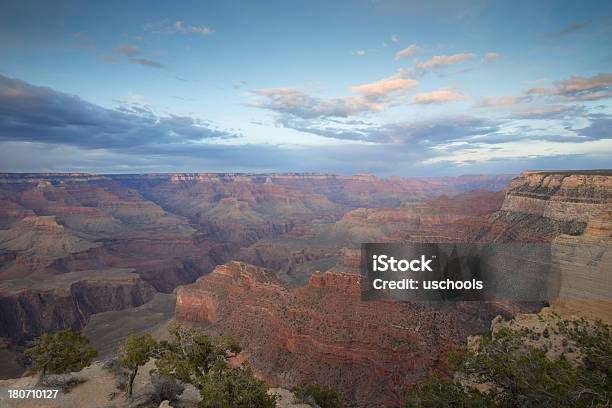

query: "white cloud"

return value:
[415, 53, 476, 69]
[145, 20, 214, 36]
[190, 25, 214, 35]
[391, 34, 399, 43]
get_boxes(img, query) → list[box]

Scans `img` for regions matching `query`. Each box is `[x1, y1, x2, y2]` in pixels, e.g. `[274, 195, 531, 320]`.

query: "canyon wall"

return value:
[549, 210, 612, 322]
[478, 171, 611, 242]
[176, 262, 469, 407]
[475, 171, 612, 321]
[0, 269, 155, 343]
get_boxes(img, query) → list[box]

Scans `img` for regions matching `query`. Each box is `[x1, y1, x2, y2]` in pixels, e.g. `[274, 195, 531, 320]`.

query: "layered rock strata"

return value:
[176, 262, 465, 407]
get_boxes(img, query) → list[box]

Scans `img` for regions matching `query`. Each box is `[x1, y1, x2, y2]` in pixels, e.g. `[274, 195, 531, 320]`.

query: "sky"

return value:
[0, 0, 611, 176]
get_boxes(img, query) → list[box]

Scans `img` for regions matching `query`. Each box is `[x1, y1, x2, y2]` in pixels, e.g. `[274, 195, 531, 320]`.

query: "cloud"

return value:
[415, 53, 476, 69]
[278, 115, 498, 145]
[253, 88, 383, 119]
[1, 75, 609, 176]
[514, 105, 584, 119]
[352, 50, 366, 56]
[391, 34, 399, 43]
[412, 88, 468, 104]
[524, 73, 612, 101]
[144, 20, 214, 36]
[255, 75, 418, 119]
[548, 20, 592, 37]
[114, 44, 139, 56]
[351, 76, 418, 99]
[572, 114, 612, 140]
[233, 80, 248, 89]
[481, 52, 498, 63]
[0, 74, 238, 151]
[98, 55, 116, 64]
[556, 73, 612, 99]
[128, 58, 164, 68]
[190, 25, 214, 35]
[395, 44, 417, 60]
[474, 95, 517, 108]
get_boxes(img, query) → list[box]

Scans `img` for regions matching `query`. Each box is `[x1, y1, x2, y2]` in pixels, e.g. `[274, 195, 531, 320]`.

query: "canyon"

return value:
[174, 170, 612, 406]
[0, 172, 512, 377]
[0, 170, 610, 406]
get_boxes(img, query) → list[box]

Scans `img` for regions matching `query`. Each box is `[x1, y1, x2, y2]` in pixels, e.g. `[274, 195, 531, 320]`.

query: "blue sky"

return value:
[0, 0, 611, 176]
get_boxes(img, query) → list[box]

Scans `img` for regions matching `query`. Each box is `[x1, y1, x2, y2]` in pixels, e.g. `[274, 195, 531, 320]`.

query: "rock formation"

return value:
[0, 269, 155, 343]
[176, 262, 465, 407]
[477, 171, 611, 242]
[548, 209, 612, 322]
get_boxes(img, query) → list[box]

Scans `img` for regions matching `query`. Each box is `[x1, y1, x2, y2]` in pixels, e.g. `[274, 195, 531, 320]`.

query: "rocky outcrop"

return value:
[0, 216, 100, 259]
[0, 269, 155, 343]
[176, 262, 466, 407]
[478, 171, 611, 242]
[475, 171, 612, 321]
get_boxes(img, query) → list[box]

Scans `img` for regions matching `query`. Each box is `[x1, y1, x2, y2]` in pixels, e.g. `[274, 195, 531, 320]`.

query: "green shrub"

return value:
[24, 330, 97, 382]
[293, 382, 342, 408]
[403, 318, 611, 407]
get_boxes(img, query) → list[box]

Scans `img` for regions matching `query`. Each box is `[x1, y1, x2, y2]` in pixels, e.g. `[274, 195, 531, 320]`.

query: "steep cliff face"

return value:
[477, 171, 611, 242]
[474, 171, 612, 321]
[0, 269, 155, 343]
[549, 209, 612, 322]
[176, 262, 465, 407]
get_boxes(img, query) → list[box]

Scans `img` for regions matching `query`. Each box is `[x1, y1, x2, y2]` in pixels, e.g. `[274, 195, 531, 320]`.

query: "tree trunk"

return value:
[127, 366, 138, 397]
[35, 363, 48, 386]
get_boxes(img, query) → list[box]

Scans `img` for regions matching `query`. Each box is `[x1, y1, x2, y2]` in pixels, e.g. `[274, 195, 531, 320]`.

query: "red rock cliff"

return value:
[176, 261, 464, 407]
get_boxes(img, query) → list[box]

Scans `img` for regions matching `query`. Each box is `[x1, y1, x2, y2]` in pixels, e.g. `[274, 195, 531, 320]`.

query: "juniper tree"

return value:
[154, 324, 277, 408]
[403, 318, 611, 407]
[24, 330, 97, 383]
[117, 333, 157, 397]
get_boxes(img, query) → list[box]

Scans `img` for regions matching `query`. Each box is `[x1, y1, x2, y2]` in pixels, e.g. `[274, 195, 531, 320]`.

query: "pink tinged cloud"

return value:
[395, 44, 417, 60]
[351, 76, 418, 99]
[253, 88, 383, 117]
[524, 73, 612, 100]
[516, 105, 569, 117]
[412, 89, 468, 104]
[557, 73, 612, 93]
[475, 95, 516, 108]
